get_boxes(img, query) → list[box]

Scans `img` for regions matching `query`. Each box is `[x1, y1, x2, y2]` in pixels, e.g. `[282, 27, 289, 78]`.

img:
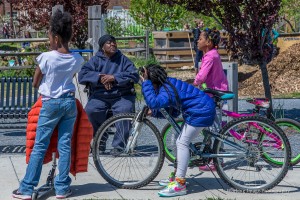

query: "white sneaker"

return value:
[56, 189, 72, 199]
[158, 181, 187, 197]
[159, 171, 175, 186]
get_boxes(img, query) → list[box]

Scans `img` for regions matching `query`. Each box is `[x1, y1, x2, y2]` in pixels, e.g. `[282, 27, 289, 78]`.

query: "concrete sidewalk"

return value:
[1, 154, 300, 200]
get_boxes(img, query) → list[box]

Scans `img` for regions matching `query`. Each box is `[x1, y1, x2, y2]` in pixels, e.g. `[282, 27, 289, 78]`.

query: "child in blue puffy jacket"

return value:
[140, 64, 215, 197]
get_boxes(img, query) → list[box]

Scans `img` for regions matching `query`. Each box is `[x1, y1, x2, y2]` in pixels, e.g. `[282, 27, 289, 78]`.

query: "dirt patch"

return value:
[239, 43, 300, 97]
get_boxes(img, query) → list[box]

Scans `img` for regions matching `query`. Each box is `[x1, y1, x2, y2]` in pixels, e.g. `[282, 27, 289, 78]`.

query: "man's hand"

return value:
[104, 82, 113, 90]
[139, 67, 148, 82]
[100, 74, 115, 84]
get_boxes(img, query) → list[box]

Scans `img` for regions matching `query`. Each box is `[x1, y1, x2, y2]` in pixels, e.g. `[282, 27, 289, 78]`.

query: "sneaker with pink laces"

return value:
[158, 178, 187, 197]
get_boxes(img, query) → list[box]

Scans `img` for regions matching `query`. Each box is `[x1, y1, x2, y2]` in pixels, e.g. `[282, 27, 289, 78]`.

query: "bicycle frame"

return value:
[159, 107, 247, 158]
[223, 110, 283, 149]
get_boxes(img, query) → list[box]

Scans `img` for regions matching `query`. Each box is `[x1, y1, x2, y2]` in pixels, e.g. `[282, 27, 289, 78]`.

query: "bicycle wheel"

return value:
[261, 118, 300, 166]
[161, 118, 205, 163]
[92, 113, 165, 189]
[161, 119, 183, 162]
[213, 116, 291, 192]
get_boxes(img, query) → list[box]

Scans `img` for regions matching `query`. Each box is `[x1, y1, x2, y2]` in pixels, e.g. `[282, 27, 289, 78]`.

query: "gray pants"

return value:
[176, 124, 204, 178]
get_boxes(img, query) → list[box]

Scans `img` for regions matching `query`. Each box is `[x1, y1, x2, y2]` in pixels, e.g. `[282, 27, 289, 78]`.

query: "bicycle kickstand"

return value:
[32, 152, 57, 200]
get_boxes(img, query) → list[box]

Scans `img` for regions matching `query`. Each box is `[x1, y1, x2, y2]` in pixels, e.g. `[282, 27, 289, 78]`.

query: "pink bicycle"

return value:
[162, 88, 299, 167]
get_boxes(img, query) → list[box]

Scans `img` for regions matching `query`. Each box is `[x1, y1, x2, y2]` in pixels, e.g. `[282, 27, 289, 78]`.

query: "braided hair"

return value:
[202, 28, 221, 49]
[141, 64, 181, 109]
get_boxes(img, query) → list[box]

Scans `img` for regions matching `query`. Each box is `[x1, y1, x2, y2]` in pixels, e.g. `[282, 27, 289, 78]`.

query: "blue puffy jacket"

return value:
[78, 50, 139, 98]
[142, 77, 216, 127]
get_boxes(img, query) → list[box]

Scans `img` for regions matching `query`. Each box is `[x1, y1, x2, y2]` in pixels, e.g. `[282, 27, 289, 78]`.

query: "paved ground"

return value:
[0, 154, 300, 200]
[1, 99, 300, 200]
[1, 154, 300, 200]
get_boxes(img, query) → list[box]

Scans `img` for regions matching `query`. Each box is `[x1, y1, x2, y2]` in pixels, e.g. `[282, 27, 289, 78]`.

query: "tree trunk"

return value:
[259, 61, 273, 119]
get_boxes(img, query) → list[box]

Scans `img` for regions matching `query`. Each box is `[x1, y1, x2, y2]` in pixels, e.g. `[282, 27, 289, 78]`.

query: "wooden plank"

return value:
[0, 38, 48, 43]
[153, 31, 193, 39]
[166, 51, 194, 56]
[0, 52, 42, 56]
[0, 66, 35, 70]
[153, 47, 191, 51]
[164, 62, 193, 69]
[119, 48, 146, 53]
[277, 33, 300, 52]
[115, 36, 146, 40]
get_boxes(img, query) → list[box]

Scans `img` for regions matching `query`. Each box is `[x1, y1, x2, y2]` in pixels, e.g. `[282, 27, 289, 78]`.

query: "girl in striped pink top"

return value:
[193, 28, 228, 91]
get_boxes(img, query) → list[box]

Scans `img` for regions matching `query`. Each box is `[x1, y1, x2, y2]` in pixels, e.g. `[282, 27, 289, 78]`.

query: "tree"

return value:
[12, 0, 110, 49]
[159, 0, 281, 116]
[129, 0, 221, 31]
[280, 0, 300, 32]
[129, 0, 189, 31]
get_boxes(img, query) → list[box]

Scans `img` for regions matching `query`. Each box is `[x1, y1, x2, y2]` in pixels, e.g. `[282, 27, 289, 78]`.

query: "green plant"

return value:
[105, 16, 124, 36]
[0, 68, 35, 77]
[130, 56, 159, 68]
[124, 25, 145, 37]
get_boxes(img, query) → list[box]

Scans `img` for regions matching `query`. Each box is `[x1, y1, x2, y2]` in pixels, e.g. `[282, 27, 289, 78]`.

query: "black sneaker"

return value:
[12, 189, 32, 200]
[56, 189, 72, 199]
[110, 147, 123, 156]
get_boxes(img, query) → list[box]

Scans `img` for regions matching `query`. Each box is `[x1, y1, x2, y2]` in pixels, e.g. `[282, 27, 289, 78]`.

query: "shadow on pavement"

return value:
[135, 181, 164, 191]
[3, 131, 26, 136]
[71, 183, 115, 197]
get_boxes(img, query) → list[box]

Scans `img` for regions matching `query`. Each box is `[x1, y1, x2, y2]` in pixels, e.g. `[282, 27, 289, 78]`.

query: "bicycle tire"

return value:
[161, 118, 205, 163]
[161, 118, 184, 163]
[92, 113, 165, 189]
[213, 116, 291, 192]
[261, 118, 300, 166]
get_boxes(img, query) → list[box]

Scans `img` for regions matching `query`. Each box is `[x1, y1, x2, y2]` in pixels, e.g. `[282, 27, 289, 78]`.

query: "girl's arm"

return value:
[33, 66, 43, 88]
[142, 80, 170, 109]
[193, 58, 213, 86]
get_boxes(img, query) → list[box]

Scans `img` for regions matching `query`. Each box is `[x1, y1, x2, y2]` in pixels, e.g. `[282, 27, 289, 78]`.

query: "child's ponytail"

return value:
[203, 28, 221, 49]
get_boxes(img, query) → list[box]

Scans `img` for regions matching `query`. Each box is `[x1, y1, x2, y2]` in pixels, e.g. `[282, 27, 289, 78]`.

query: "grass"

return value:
[272, 92, 300, 98]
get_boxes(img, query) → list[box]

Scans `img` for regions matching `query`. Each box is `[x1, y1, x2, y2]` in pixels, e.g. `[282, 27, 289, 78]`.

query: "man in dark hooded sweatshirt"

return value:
[78, 34, 139, 154]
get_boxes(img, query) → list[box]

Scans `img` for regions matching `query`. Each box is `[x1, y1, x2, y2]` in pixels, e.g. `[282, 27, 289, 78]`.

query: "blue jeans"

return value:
[19, 94, 77, 196]
[85, 95, 135, 147]
[194, 48, 203, 69]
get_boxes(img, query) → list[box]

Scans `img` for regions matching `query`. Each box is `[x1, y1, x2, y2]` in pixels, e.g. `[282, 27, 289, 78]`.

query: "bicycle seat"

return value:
[204, 88, 235, 100]
[246, 98, 270, 108]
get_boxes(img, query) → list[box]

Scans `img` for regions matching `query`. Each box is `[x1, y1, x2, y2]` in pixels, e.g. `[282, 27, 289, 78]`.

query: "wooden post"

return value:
[88, 6, 93, 51]
[52, 5, 64, 15]
[88, 5, 102, 56]
[145, 30, 149, 60]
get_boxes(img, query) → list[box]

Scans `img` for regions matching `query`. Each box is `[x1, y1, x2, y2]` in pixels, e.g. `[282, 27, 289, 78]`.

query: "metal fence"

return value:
[106, 9, 146, 37]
